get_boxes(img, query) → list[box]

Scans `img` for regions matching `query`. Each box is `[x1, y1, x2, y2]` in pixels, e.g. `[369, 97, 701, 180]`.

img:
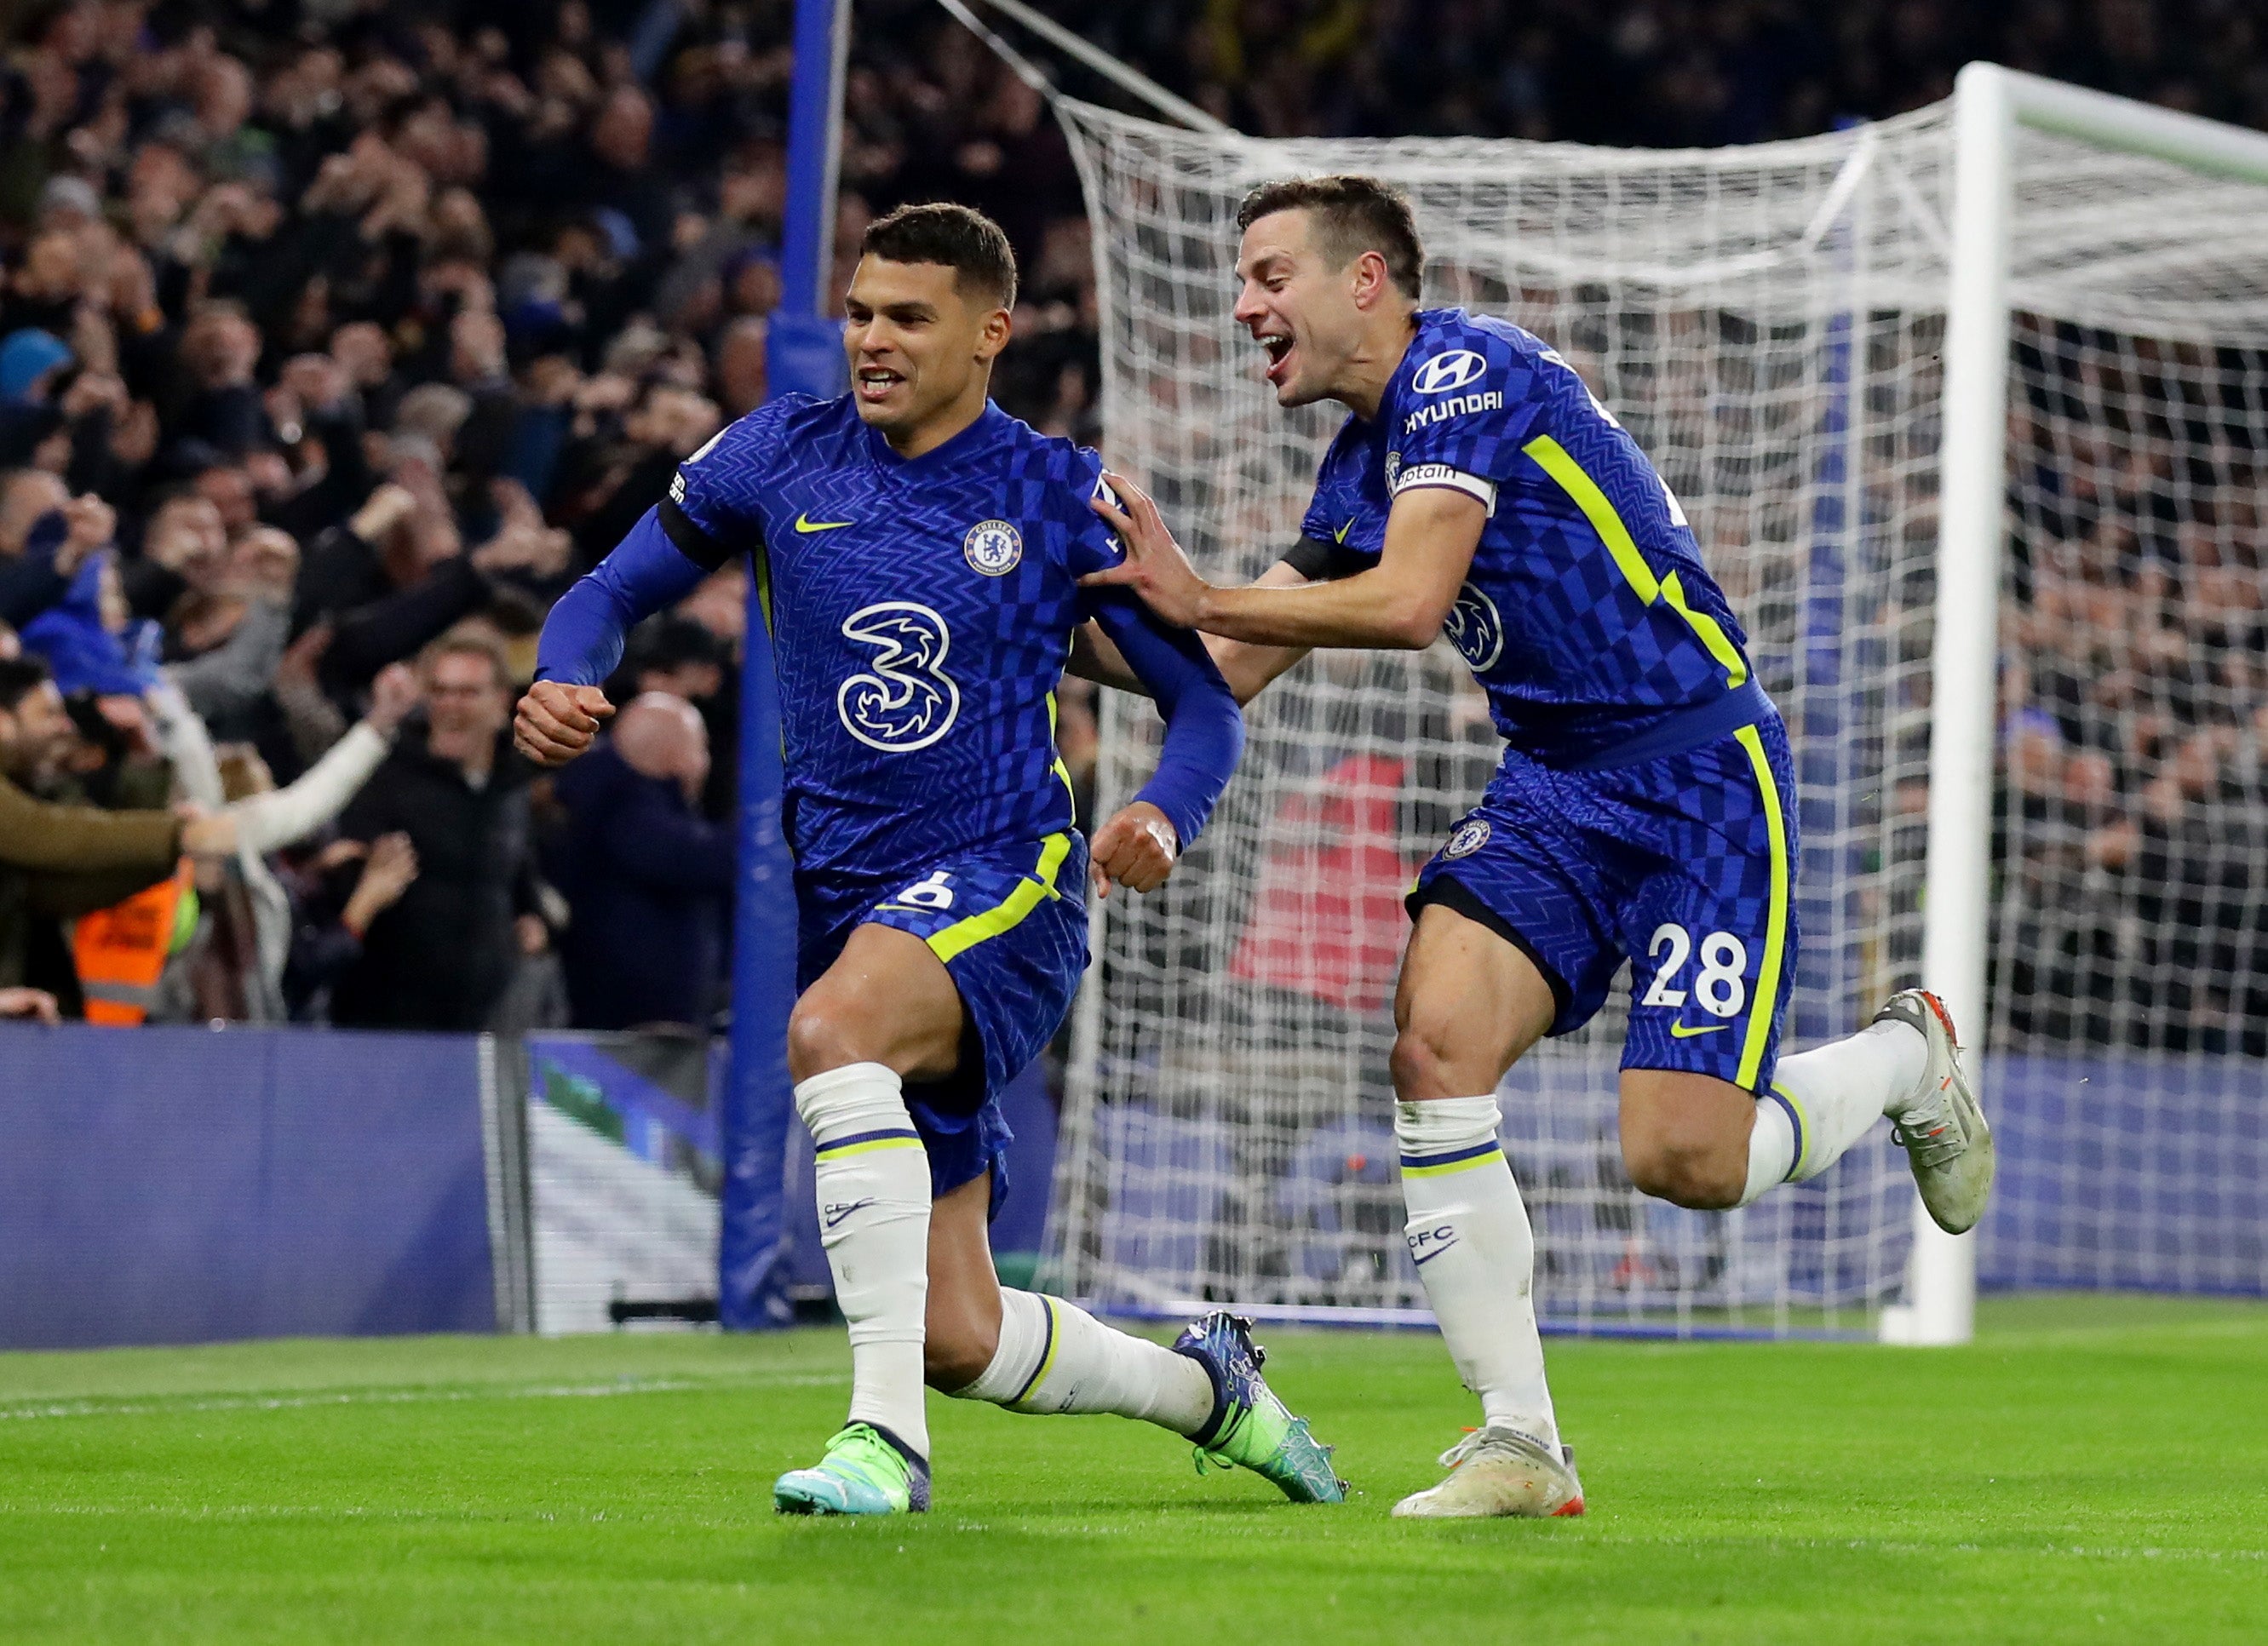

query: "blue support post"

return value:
[719, 0, 852, 1331]
[770, 0, 854, 399]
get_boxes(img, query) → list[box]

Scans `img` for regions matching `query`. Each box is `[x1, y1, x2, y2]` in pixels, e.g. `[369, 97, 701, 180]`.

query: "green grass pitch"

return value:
[3, 1294, 2262, 1643]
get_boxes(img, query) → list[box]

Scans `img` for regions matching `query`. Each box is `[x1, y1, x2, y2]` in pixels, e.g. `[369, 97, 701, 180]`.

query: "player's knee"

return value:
[1623, 1134, 1744, 1210]
[786, 995, 864, 1083]
[1389, 1016, 1464, 1101]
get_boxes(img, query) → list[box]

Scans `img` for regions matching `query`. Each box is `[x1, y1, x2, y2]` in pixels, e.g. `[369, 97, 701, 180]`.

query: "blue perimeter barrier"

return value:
[1978, 1053, 2265, 1295]
[0, 1029, 2254, 1352]
[0, 1024, 497, 1350]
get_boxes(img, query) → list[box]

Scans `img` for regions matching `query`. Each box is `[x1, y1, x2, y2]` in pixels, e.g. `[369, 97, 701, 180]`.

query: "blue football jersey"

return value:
[1299, 307, 1755, 765]
[664, 395, 1124, 883]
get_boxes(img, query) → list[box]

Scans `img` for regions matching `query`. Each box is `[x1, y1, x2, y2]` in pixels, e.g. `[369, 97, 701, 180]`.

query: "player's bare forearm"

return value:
[1087, 473, 1483, 654]
[1216, 634, 1312, 702]
[1191, 575, 1440, 650]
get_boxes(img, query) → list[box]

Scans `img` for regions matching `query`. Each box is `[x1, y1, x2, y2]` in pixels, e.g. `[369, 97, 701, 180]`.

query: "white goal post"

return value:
[1045, 63, 2268, 1344]
[1899, 65, 2268, 1344]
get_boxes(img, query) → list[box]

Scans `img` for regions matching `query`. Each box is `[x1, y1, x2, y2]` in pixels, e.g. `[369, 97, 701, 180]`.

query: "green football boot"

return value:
[772, 1422, 930, 1517]
[1174, 1311, 1347, 1504]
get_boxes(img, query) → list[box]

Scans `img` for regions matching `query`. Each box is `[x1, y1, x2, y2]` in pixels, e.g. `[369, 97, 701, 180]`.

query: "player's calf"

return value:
[922, 1305, 999, 1393]
[949, 1287, 1212, 1431]
[922, 1176, 1006, 1391]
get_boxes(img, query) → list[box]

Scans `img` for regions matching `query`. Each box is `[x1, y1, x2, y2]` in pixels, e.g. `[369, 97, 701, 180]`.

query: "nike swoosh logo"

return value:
[1334, 518, 1355, 544]
[1410, 1240, 1459, 1265]
[821, 1197, 876, 1230]
[795, 513, 854, 533]
[1668, 1022, 1729, 1039]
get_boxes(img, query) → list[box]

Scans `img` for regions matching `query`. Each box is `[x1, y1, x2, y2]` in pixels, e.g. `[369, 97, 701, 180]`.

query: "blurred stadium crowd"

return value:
[0, 0, 2260, 1042]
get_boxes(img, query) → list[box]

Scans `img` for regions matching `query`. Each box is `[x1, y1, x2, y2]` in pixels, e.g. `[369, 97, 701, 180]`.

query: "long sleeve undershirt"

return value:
[535, 507, 1242, 848]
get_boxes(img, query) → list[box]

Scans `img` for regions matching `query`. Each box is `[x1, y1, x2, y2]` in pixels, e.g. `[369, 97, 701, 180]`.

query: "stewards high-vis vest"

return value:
[73, 861, 192, 1025]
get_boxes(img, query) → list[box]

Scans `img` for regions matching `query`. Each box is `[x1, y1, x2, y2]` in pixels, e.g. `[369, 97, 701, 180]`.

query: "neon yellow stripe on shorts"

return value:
[925, 832, 1072, 965]
[1733, 724, 1791, 1091]
[1521, 434, 1748, 689]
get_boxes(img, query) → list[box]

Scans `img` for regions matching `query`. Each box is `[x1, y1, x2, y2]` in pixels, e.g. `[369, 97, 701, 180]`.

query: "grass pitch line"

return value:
[0, 1370, 845, 1424]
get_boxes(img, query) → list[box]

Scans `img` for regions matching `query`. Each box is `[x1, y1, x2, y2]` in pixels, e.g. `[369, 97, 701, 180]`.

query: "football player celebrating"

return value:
[519, 204, 1343, 1517]
[1081, 176, 1993, 1518]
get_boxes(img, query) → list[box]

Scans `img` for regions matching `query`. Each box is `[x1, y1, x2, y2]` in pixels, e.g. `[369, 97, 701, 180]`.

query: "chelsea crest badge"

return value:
[963, 519, 1022, 576]
[1444, 818, 1491, 859]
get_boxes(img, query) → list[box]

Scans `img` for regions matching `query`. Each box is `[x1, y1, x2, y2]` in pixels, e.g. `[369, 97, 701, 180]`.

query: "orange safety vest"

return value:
[73, 860, 192, 1026]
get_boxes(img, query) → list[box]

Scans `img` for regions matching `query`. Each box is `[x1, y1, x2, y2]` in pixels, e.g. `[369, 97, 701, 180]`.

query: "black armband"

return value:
[657, 495, 742, 572]
[1279, 534, 1368, 582]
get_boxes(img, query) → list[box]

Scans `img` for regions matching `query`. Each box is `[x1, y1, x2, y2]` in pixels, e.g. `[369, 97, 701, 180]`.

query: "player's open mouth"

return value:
[855, 367, 903, 401]
[1259, 333, 1294, 385]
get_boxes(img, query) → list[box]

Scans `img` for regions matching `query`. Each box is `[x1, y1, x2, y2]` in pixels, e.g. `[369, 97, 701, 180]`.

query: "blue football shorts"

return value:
[798, 830, 1089, 1209]
[1408, 715, 1799, 1094]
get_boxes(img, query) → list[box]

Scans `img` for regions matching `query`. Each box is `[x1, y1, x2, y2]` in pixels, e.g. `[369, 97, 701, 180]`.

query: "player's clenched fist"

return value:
[514, 680, 615, 766]
[1089, 800, 1180, 898]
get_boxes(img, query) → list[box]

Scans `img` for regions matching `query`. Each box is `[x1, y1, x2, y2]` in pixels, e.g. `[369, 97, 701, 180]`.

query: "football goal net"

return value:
[1043, 64, 2268, 1341]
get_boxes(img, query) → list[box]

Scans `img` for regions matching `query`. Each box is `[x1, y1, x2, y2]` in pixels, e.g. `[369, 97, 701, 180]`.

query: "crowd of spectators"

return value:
[1991, 337, 2268, 1056]
[0, 0, 2260, 1040]
[0, 0, 1115, 1035]
[994, 0, 2268, 146]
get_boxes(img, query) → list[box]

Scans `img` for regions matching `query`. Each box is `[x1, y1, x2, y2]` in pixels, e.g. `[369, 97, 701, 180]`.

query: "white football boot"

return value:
[1391, 1427, 1584, 1519]
[1875, 989, 1995, 1235]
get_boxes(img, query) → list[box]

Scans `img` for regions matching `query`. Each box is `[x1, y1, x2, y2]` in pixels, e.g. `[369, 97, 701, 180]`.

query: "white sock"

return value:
[951, 1288, 1215, 1436]
[1736, 1093, 1799, 1207]
[795, 1062, 932, 1459]
[1397, 1096, 1559, 1449]
[1737, 1018, 1930, 1206]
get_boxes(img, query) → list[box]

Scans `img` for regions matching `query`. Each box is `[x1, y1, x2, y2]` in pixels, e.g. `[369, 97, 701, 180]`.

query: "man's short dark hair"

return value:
[0, 654, 52, 715]
[1236, 175, 1424, 301]
[422, 629, 511, 691]
[860, 202, 1019, 310]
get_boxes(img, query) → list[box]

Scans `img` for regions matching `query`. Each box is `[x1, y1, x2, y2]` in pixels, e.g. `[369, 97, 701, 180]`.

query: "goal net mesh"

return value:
[1989, 122, 2268, 1294]
[1045, 92, 2268, 1328]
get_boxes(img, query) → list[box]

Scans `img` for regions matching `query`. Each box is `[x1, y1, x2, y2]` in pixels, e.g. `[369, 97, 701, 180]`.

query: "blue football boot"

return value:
[1174, 1311, 1347, 1504]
